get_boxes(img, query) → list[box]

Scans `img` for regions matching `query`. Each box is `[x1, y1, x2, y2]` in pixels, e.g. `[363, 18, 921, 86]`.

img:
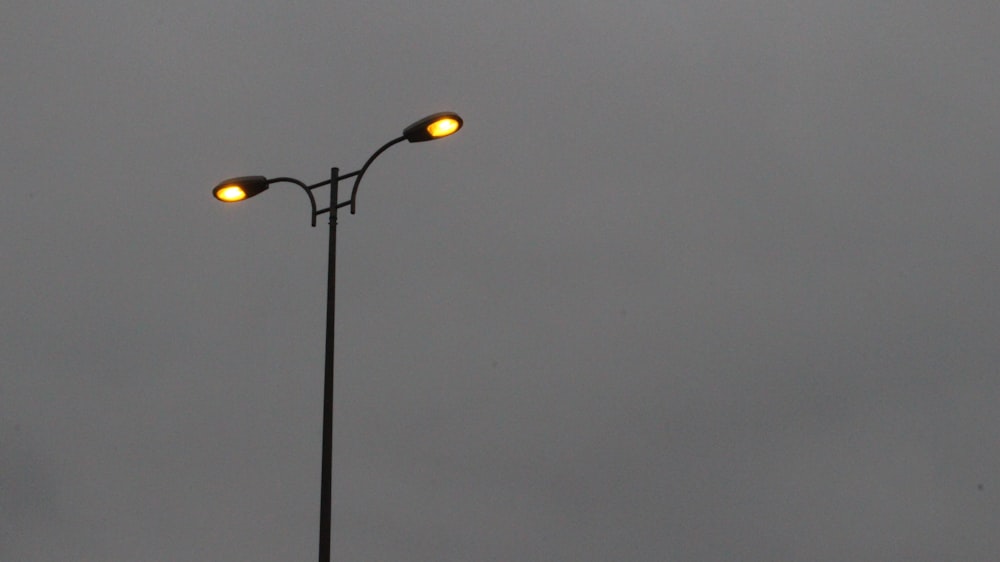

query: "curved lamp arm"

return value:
[346, 135, 406, 215]
[267, 176, 324, 226]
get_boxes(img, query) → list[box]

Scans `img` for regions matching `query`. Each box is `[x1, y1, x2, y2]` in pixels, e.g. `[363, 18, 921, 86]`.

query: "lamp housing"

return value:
[403, 112, 463, 143]
[213, 176, 270, 202]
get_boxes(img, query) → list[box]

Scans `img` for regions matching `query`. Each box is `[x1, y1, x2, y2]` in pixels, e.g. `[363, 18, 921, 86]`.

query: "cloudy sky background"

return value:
[3, 1, 999, 560]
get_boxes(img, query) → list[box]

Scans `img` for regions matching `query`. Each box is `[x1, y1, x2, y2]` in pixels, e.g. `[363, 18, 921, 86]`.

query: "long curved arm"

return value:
[347, 135, 406, 215]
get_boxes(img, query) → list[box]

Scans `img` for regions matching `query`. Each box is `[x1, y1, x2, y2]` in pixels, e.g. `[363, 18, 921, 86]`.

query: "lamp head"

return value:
[213, 176, 269, 202]
[403, 112, 463, 143]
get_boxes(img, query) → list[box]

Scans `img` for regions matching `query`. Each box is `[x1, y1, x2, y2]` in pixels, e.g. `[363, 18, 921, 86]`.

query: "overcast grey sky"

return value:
[3, 1, 999, 560]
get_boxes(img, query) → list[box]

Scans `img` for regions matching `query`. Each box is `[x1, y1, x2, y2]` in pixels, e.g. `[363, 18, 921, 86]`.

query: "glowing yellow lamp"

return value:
[215, 185, 247, 202]
[403, 112, 463, 143]
[212, 176, 270, 202]
[427, 117, 460, 138]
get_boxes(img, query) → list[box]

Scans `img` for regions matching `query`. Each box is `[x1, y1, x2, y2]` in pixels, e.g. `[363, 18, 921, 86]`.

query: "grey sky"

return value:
[3, 1, 999, 560]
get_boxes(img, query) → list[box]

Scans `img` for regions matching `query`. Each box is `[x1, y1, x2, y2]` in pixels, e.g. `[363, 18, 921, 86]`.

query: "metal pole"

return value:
[319, 167, 338, 562]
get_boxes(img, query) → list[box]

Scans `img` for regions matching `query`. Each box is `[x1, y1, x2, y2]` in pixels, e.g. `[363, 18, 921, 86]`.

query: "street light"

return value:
[212, 176, 269, 203]
[212, 111, 463, 562]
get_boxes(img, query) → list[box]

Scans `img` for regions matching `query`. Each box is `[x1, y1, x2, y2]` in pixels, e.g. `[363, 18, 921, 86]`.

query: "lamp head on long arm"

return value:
[349, 111, 463, 213]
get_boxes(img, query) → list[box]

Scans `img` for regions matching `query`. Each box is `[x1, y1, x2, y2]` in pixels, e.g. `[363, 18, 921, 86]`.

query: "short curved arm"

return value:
[348, 135, 406, 215]
[268, 176, 321, 226]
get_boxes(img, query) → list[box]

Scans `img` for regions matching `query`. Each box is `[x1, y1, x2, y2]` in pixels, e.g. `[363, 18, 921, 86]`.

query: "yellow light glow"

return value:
[427, 118, 460, 138]
[216, 185, 247, 202]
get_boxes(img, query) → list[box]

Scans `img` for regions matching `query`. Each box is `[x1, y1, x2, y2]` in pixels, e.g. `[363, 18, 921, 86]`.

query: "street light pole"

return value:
[319, 167, 338, 562]
[211, 112, 463, 562]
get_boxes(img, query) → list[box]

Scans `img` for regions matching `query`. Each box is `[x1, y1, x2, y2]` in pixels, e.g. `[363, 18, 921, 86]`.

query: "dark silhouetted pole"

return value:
[319, 168, 338, 562]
